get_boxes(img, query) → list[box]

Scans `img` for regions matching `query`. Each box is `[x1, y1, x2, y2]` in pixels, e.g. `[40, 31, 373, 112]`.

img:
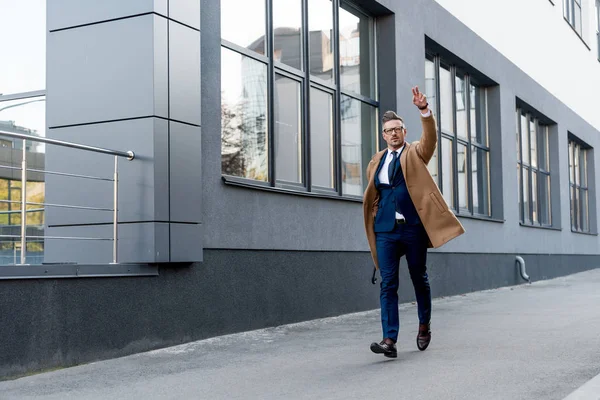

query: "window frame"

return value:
[220, 0, 379, 200]
[564, 0, 583, 36]
[568, 137, 592, 233]
[426, 53, 492, 219]
[516, 109, 552, 227]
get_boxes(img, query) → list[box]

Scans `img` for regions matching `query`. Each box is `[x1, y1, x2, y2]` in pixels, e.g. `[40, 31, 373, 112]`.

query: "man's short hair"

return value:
[382, 110, 404, 126]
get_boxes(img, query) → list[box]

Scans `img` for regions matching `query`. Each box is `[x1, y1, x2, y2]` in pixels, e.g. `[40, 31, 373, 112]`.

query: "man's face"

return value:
[382, 119, 406, 150]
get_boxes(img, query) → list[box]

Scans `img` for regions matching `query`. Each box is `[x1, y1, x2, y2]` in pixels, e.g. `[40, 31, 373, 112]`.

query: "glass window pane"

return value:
[575, 3, 582, 34]
[441, 138, 454, 208]
[574, 144, 580, 186]
[530, 119, 537, 168]
[310, 88, 334, 189]
[340, 96, 377, 196]
[523, 168, 530, 223]
[580, 148, 588, 187]
[581, 188, 589, 232]
[539, 173, 551, 225]
[339, 5, 374, 98]
[273, 0, 303, 70]
[570, 185, 576, 229]
[308, 0, 334, 83]
[539, 126, 549, 172]
[516, 110, 521, 161]
[220, 48, 268, 181]
[455, 75, 467, 140]
[517, 164, 523, 222]
[470, 85, 487, 146]
[0, 97, 46, 144]
[440, 66, 453, 133]
[274, 74, 303, 184]
[425, 58, 437, 116]
[0, 0, 46, 95]
[569, 141, 574, 184]
[472, 147, 490, 216]
[520, 114, 530, 165]
[531, 171, 538, 224]
[221, 0, 266, 54]
[457, 143, 468, 209]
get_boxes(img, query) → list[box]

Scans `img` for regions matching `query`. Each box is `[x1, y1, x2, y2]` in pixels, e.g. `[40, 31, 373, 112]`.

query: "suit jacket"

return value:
[362, 113, 465, 269]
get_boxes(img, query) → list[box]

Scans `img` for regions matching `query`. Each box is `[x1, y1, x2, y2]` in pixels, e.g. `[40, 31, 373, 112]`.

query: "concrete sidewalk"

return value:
[2, 269, 600, 400]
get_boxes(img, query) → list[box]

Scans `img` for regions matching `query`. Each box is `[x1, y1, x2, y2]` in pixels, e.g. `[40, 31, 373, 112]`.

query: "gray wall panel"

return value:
[45, 118, 168, 226]
[44, 222, 169, 264]
[169, 0, 201, 30]
[169, 23, 201, 125]
[47, 0, 168, 31]
[170, 222, 203, 262]
[170, 122, 202, 223]
[47, 15, 167, 127]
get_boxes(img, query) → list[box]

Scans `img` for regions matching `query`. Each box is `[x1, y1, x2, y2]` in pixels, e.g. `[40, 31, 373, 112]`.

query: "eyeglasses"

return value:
[383, 127, 404, 134]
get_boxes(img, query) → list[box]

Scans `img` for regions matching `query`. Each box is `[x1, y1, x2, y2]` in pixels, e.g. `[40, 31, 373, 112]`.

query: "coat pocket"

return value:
[429, 192, 447, 214]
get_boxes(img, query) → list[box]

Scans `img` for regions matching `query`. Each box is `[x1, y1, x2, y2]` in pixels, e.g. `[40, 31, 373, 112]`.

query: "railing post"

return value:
[112, 156, 118, 264]
[20, 139, 27, 265]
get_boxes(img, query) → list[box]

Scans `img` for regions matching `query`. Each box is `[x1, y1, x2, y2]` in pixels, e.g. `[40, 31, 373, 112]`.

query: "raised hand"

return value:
[412, 86, 428, 110]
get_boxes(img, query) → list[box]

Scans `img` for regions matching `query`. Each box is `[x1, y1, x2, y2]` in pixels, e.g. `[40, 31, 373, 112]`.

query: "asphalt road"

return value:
[2, 269, 600, 400]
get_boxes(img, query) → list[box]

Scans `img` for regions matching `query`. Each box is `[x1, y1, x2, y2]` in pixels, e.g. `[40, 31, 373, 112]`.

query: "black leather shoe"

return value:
[417, 323, 431, 351]
[370, 340, 397, 358]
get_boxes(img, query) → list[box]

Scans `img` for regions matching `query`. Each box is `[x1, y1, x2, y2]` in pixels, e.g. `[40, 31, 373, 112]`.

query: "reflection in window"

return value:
[564, 0, 583, 35]
[472, 147, 490, 216]
[341, 96, 376, 196]
[470, 84, 487, 146]
[569, 137, 592, 232]
[221, 0, 266, 54]
[517, 108, 552, 226]
[273, 0, 303, 70]
[274, 74, 303, 184]
[455, 75, 467, 139]
[0, 97, 46, 265]
[221, 48, 268, 181]
[339, 4, 374, 98]
[310, 88, 334, 189]
[221, 1, 378, 197]
[439, 66, 453, 134]
[309, 0, 334, 83]
[441, 137, 453, 208]
[457, 144, 468, 209]
[0, 0, 46, 95]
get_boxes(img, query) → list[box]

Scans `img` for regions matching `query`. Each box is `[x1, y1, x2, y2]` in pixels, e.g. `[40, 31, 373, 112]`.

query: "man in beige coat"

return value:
[363, 86, 464, 358]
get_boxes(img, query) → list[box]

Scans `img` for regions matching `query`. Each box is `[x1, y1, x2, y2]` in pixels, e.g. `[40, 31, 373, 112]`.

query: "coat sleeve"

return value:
[415, 114, 438, 165]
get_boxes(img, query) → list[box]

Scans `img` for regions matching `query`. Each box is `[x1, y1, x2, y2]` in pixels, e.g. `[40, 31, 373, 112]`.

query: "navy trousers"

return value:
[376, 223, 431, 342]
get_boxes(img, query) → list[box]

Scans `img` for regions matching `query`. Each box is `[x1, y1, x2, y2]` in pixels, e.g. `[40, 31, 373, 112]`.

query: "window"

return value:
[220, 0, 378, 197]
[569, 137, 592, 232]
[0, 0, 46, 265]
[425, 55, 491, 217]
[516, 109, 551, 226]
[564, 0, 583, 35]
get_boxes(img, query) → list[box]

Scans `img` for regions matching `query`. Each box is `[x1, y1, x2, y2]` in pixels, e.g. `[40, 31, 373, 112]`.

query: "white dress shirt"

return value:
[378, 146, 405, 220]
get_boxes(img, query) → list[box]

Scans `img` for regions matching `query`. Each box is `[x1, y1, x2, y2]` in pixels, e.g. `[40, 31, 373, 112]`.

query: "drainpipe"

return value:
[515, 256, 531, 284]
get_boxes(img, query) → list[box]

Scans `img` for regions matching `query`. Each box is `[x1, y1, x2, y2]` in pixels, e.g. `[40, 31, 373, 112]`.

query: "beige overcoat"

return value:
[362, 113, 465, 269]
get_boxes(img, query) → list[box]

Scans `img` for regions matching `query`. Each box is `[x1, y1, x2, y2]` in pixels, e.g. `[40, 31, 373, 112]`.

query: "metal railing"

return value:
[0, 129, 135, 265]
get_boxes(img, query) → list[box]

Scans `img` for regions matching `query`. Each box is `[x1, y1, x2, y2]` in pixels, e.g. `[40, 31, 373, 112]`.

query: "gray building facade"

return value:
[0, 0, 598, 379]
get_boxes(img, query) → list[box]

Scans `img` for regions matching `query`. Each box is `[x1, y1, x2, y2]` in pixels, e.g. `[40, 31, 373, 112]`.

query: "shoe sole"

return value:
[370, 343, 397, 358]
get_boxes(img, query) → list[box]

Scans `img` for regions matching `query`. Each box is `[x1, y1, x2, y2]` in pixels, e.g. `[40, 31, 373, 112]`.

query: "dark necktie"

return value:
[388, 151, 399, 182]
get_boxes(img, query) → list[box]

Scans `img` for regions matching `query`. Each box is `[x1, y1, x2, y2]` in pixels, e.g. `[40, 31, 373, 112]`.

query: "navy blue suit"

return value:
[374, 150, 431, 343]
